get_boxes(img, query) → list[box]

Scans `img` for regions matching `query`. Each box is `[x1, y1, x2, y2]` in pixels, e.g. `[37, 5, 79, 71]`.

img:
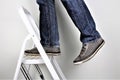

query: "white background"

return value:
[0, 0, 120, 79]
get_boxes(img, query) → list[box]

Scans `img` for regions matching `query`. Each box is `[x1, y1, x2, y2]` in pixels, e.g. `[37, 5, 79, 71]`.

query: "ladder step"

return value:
[22, 55, 44, 64]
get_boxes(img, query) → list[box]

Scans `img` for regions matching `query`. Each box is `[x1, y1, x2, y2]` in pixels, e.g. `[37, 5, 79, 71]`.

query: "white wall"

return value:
[0, 0, 120, 80]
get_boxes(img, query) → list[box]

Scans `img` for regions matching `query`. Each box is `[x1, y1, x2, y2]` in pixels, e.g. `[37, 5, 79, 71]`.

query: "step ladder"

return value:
[13, 6, 67, 80]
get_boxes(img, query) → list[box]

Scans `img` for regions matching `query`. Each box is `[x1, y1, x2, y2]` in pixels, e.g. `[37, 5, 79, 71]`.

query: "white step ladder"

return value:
[13, 6, 67, 80]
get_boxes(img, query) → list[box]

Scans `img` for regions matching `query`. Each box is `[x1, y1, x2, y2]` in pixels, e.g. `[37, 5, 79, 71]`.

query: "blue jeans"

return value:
[37, 0, 101, 47]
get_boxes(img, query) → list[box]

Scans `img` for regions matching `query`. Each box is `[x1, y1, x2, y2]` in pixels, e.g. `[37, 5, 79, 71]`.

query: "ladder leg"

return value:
[34, 64, 45, 80]
[21, 64, 33, 80]
[13, 35, 31, 80]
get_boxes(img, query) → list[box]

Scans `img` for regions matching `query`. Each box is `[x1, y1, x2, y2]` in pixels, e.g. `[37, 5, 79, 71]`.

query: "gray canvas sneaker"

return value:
[25, 46, 61, 56]
[73, 38, 105, 64]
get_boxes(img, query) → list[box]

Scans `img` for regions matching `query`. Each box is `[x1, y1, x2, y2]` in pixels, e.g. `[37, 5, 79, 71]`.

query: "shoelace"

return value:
[80, 44, 87, 56]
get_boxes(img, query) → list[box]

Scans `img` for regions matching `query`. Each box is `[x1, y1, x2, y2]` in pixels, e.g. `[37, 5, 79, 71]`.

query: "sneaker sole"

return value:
[74, 40, 105, 65]
[25, 53, 61, 56]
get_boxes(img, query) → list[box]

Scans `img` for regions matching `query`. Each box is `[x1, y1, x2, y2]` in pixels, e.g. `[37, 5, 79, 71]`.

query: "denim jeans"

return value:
[37, 0, 101, 47]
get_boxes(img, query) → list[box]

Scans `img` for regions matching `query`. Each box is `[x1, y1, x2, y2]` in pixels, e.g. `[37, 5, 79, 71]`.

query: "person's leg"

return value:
[37, 0, 60, 47]
[61, 0, 105, 64]
[61, 0, 101, 43]
[25, 0, 61, 55]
